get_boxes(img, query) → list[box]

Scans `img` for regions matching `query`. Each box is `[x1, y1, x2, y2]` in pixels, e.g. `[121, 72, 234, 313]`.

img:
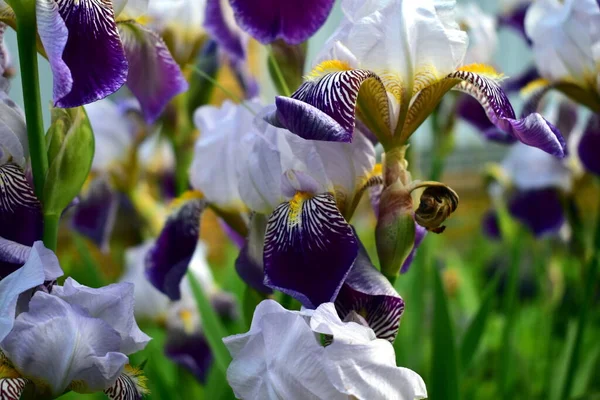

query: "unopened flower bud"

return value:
[415, 185, 459, 233]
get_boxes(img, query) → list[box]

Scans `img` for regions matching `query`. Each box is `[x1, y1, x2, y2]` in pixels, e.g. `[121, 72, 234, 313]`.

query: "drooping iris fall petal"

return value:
[578, 113, 600, 176]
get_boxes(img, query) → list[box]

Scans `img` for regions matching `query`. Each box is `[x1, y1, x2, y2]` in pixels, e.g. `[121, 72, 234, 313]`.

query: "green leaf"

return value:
[43, 107, 95, 216]
[431, 266, 460, 400]
[460, 275, 498, 370]
[187, 270, 233, 374]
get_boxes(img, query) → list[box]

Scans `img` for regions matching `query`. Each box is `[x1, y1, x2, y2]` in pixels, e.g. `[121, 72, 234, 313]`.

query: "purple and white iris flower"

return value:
[228, 0, 335, 45]
[0, 0, 188, 122]
[266, 0, 566, 158]
[0, 241, 150, 399]
[223, 300, 427, 400]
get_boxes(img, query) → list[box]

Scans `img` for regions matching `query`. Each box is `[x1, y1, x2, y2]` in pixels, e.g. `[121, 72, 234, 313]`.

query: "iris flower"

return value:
[266, 0, 566, 158]
[0, 241, 150, 399]
[0, 0, 188, 122]
[223, 300, 427, 400]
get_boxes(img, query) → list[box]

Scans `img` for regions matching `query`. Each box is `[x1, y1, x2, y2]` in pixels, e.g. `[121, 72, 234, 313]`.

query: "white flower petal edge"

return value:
[223, 299, 427, 400]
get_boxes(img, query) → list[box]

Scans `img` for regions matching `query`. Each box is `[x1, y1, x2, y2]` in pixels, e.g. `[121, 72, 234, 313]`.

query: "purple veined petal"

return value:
[229, 0, 335, 45]
[145, 197, 206, 300]
[165, 332, 212, 384]
[400, 222, 427, 274]
[269, 67, 389, 143]
[37, 0, 73, 104]
[104, 365, 147, 400]
[204, 0, 245, 60]
[0, 236, 30, 265]
[53, 0, 128, 108]
[52, 278, 151, 355]
[509, 188, 565, 237]
[578, 113, 600, 177]
[0, 164, 42, 279]
[448, 67, 567, 157]
[1, 292, 128, 396]
[335, 246, 405, 342]
[263, 192, 358, 308]
[0, 377, 28, 399]
[457, 94, 517, 144]
[119, 21, 188, 123]
[234, 213, 273, 295]
[71, 177, 119, 253]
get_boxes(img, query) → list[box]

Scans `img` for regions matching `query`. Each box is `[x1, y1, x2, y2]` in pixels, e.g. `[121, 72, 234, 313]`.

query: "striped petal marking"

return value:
[263, 192, 358, 309]
[448, 65, 566, 157]
[104, 365, 147, 400]
[335, 245, 404, 342]
[269, 61, 390, 143]
[0, 378, 27, 400]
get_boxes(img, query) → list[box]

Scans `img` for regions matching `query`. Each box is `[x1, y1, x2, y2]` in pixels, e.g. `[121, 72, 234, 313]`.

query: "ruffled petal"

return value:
[264, 193, 358, 308]
[52, 278, 151, 354]
[578, 113, 600, 176]
[145, 197, 205, 300]
[1, 292, 127, 396]
[268, 65, 390, 142]
[119, 21, 188, 123]
[54, 0, 128, 107]
[204, 0, 245, 60]
[335, 248, 405, 342]
[71, 178, 119, 252]
[229, 0, 335, 44]
[448, 66, 567, 157]
[0, 164, 42, 278]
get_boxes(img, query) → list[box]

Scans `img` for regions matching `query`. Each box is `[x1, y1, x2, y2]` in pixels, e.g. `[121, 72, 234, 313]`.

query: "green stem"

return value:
[187, 270, 232, 374]
[14, 3, 48, 200]
[267, 45, 291, 97]
[559, 190, 600, 399]
[42, 213, 59, 252]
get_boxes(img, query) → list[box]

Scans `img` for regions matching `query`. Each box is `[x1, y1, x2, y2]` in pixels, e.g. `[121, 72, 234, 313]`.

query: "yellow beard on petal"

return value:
[308, 60, 354, 80]
[287, 192, 312, 226]
[520, 78, 552, 97]
[458, 63, 505, 80]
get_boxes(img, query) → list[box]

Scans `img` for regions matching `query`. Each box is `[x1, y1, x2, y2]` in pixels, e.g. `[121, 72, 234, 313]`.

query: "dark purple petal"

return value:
[578, 114, 600, 176]
[509, 189, 565, 237]
[263, 193, 358, 308]
[229, 0, 335, 44]
[502, 66, 539, 93]
[54, 0, 128, 107]
[482, 209, 501, 240]
[270, 69, 387, 142]
[400, 222, 427, 274]
[0, 164, 42, 279]
[71, 178, 118, 253]
[457, 94, 517, 144]
[335, 246, 404, 342]
[165, 332, 212, 384]
[37, 0, 72, 102]
[498, 2, 531, 44]
[449, 69, 566, 157]
[204, 0, 245, 60]
[119, 22, 189, 123]
[234, 214, 273, 295]
[145, 198, 206, 300]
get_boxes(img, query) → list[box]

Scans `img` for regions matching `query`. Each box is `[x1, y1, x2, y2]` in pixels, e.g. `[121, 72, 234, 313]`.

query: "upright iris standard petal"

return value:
[71, 178, 119, 252]
[146, 197, 206, 300]
[119, 21, 189, 123]
[268, 65, 390, 143]
[1, 292, 128, 396]
[0, 164, 43, 278]
[578, 114, 600, 176]
[447, 66, 567, 157]
[335, 248, 405, 342]
[51, 278, 151, 354]
[263, 192, 358, 308]
[229, 0, 335, 45]
[53, 0, 128, 107]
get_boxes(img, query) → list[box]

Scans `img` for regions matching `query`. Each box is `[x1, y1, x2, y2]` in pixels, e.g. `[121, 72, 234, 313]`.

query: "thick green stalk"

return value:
[559, 190, 600, 399]
[13, 2, 48, 200]
[42, 213, 59, 252]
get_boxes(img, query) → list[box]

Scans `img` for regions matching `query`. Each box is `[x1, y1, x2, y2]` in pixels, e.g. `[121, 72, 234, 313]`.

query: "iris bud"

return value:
[415, 185, 459, 233]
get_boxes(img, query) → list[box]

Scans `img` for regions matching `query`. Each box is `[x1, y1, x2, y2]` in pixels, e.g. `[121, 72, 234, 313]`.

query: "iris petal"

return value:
[335, 248, 405, 342]
[204, 0, 245, 60]
[165, 333, 212, 384]
[0, 164, 42, 279]
[229, 0, 335, 45]
[54, 0, 128, 107]
[119, 21, 188, 123]
[0, 378, 28, 399]
[145, 197, 205, 300]
[578, 114, 600, 176]
[264, 193, 358, 308]
[234, 213, 273, 294]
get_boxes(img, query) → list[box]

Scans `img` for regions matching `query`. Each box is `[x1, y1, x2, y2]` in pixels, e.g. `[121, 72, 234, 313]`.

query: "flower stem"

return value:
[267, 45, 291, 97]
[42, 213, 59, 252]
[558, 185, 600, 399]
[14, 3, 48, 200]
